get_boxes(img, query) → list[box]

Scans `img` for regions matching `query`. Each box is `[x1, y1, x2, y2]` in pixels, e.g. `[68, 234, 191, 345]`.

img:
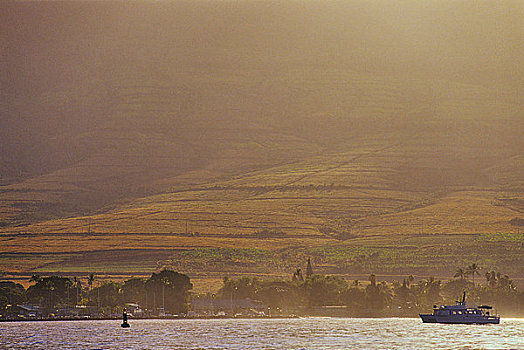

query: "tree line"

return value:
[216, 262, 524, 317]
[1, 263, 523, 318]
[0, 269, 192, 316]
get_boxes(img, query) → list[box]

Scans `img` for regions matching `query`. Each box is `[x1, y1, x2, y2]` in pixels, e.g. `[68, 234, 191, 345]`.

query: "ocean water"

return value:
[1, 318, 523, 349]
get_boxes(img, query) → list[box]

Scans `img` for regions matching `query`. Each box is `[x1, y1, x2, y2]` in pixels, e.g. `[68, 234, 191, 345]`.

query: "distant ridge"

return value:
[1, 0, 522, 285]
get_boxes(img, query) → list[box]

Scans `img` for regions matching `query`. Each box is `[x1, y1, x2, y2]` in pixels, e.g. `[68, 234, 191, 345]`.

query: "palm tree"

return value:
[306, 258, 313, 278]
[88, 273, 95, 291]
[73, 277, 83, 305]
[454, 268, 465, 280]
[485, 271, 497, 288]
[161, 276, 169, 313]
[466, 263, 480, 285]
[45, 279, 56, 308]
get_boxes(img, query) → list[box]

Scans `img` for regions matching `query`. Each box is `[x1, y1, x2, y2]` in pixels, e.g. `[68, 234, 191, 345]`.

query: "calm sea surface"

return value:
[1, 318, 524, 349]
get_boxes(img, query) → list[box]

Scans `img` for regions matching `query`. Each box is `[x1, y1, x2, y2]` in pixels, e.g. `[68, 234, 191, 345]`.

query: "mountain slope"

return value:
[1, 0, 523, 286]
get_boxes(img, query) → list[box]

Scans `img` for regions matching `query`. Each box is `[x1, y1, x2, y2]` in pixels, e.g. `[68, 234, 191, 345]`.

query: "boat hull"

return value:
[419, 314, 437, 323]
[419, 314, 499, 324]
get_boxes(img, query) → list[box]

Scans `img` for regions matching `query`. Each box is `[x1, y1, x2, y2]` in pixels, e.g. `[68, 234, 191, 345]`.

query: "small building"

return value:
[125, 303, 144, 316]
[54, 305, 91, 318]
[12, 304, 43, 318]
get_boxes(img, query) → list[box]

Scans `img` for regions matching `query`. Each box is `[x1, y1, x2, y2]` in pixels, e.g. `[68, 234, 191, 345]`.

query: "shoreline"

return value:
[4, 315, 523, 323]
[0, 315, 420, 323]
[0, 315, 292, 322]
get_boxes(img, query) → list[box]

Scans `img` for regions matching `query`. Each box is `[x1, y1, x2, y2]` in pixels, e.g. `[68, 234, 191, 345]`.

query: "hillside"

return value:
[1, 0, 523, 291]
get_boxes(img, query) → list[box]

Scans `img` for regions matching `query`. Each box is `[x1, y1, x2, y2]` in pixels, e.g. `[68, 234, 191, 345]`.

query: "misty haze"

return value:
[1, 0, 523, 328]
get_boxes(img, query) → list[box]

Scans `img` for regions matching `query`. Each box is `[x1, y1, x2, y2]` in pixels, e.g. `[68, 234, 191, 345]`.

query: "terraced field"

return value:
[1, 0, 523, 292]
[2, 138, 522, 290]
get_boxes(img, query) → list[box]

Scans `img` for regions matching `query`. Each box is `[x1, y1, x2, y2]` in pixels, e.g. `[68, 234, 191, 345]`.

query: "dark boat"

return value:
[419, 292, 500, 324]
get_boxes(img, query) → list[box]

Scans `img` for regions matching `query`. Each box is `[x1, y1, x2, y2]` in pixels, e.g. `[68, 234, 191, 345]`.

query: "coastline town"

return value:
[2, 260, 524, 321]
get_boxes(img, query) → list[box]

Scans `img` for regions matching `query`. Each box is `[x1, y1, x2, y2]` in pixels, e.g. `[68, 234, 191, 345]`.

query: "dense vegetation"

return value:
[217, 265, 524, 317]
[2, 263, 523, 318]
[0, 269, 192, 316]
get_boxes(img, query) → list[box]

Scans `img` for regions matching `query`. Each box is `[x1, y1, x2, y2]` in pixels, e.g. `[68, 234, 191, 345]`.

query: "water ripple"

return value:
[1, 318, 524, 349]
